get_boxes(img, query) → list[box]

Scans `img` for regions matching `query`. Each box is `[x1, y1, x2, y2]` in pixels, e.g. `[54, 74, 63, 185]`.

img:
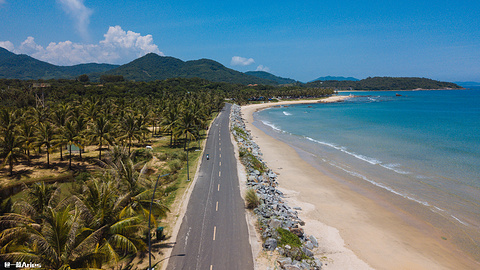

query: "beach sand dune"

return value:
[241, 97, 478, 269]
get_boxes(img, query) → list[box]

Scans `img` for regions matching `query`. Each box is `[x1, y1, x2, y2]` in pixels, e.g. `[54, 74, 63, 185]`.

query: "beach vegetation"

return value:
[245, 188, 260, 209]
[276, 227, 302, 248]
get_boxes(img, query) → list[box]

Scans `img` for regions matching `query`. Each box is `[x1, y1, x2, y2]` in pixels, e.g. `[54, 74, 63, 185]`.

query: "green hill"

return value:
[310, 76, 359, 82]
[105, 53, 278, 85]
[305, 77, 462, 90]
[245, 71, 297, 84]
[0, 47, 118, 80]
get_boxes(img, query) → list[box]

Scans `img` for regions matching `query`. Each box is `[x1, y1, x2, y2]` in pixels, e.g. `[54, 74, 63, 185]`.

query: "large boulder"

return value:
[264, 238, 277, 251]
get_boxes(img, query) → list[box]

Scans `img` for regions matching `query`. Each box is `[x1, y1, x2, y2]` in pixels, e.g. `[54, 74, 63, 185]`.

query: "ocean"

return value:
[253, 88, 480, 258]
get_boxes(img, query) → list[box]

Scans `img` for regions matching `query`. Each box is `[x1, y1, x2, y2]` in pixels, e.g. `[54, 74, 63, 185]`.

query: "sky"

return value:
[1, 0, 479, 82]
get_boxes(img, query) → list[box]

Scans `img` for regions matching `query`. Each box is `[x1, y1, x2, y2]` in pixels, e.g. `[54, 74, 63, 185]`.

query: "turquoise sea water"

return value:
[253, 88, 480, 254]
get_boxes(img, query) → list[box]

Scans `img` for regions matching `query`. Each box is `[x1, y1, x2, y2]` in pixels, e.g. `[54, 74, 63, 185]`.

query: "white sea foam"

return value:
[329, 162, 431, 207]
[261, 120, 283, 133]
[283, 111, 292, 116]
[305, 136, 381, 165]
[380, 163, 411, 175]
[451, 215, 469, 226]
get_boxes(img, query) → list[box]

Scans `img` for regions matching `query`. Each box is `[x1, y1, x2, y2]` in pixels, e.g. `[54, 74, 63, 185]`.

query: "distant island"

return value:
[305, 77, 462, 90]
[310, 76, 359, 82]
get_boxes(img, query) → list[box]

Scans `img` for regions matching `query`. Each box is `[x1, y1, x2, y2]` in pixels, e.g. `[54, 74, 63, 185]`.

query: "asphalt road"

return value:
[167, 103, 254, 270]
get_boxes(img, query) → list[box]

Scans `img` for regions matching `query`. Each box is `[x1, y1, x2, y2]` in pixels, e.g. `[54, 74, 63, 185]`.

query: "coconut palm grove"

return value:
[0, 77, 333, 269]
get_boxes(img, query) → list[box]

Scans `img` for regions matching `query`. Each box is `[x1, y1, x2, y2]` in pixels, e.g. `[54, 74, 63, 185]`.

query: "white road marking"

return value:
[210, 265, 213, 270]
[213, 226, 217, 241]
[218, 184, 220, 191]
[216, 201, 218, 211]
[219, 161, 221, 166]
[219, 171, 221, 177]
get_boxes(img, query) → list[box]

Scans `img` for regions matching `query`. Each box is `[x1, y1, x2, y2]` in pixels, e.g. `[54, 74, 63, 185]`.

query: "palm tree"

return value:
[177, 108, 201, 150]
[73, 177, 148, 263]
[73, 112, 88, 160]
[35, 122, 55, 168]
[102, 146, 169, 225]
[0, 206, 105, 269]
[161, 103, 179, 147]
[118, 114, 142, 154]
[51, 104, 71, 161]
[19, 118, 36, 165]
[87, 115, 113, 160]
[30, 106, 50, 154]
[56, 121, 78, 170]
[0, 129, 26, 176]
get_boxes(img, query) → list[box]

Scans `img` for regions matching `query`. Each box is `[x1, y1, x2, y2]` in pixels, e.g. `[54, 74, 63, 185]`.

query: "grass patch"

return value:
[239, 149, 266, 173]
[277, 227, 302, 248]
[245, 188, 260, 209]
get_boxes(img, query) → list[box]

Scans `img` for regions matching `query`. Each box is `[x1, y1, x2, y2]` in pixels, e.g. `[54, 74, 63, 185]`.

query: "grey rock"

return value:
[305, 240, 314, 250]
[309, 235, 319, 248]
[263, 238, 277, 251]
[269, 218, 282, 228]
[283, 264, 301, 270]
[314, 259, 323, 268]
[277, 257, 292, 268]
[302, 247, 314, 258]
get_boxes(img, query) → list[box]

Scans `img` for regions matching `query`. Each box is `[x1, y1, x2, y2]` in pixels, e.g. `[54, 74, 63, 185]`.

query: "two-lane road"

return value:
[167, 103, 254, 270]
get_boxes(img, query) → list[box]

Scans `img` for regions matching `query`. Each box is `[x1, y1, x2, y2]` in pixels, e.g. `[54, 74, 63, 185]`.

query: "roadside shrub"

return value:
[168, 159, 182, 173]
[132, 148, 153, 163]
[277, 228, 302, 248]
[245, 188, 260, 209]
[157, 152, 168, 161]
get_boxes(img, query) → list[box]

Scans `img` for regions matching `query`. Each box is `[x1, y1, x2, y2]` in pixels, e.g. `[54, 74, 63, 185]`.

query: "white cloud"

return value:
[231, 56, 255, 66]
[256, 65, 271, 72]
[0, 41, 14, 51]
[0, 26, 163, 66]
[57, 0, 93, 40]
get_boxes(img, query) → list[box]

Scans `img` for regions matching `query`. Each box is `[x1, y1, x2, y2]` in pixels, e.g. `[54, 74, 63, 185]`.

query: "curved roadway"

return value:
[167, 103, 254, 270]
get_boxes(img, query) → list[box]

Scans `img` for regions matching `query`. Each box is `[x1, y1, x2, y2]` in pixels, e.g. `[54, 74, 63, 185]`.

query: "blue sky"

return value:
[1, 0, 479, 82]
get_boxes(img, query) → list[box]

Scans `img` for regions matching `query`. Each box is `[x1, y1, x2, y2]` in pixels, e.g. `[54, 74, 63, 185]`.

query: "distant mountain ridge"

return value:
[245, 71, 297, 84]
[311, 76, 359, 82]
[0, 47, 118, 80]
[104, 53, 277, 84]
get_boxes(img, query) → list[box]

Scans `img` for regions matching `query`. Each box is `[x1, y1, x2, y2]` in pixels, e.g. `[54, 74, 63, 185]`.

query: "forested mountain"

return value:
[305, 77, 462, 90]
[0, 47, 118, 80]
[0, 49, 277, 84]
[310, 76, 359, 82]
[245, 71, 297, 84]
[103, 53, 278, 85]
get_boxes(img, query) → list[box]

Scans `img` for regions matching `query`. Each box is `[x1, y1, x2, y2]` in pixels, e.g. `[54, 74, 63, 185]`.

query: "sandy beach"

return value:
[241, 97, 479, 269]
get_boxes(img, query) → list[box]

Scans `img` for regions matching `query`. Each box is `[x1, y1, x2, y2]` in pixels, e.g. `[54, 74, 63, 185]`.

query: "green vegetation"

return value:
[0, 75, 334, 268]
[245, 188, 260, 209]
[277, 227, 302, 248]
[239, 149, 266, 174]
[104, 53, 278, 84]
[245, 71, 297, 85]
[305, 76, 461, 90]
[0, 47, 118, 80]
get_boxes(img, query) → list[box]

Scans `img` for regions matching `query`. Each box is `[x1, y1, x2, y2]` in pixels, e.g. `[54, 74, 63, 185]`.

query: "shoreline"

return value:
[241, 97, 479, 269]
